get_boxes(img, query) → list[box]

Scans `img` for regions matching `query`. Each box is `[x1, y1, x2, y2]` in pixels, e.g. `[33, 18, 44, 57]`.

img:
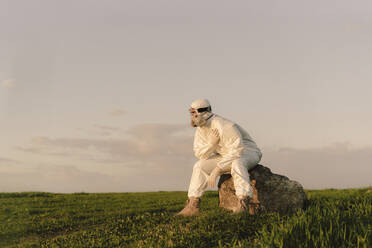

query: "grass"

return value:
[0, 188, 371, 247]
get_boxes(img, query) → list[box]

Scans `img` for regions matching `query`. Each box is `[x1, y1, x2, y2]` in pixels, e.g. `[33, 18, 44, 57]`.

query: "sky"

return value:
[1, 0, 371, 192]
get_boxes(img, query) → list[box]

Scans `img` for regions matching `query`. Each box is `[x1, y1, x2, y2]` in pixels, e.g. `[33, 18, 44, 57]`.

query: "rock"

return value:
[218, 164, 307, 214]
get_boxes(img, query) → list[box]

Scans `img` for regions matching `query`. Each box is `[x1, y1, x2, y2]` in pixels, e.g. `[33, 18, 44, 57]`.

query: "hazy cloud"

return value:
[16, 123, 195, 167]
[16, 136, 136, 163]
[93, 124, 121, 131]
[0, 157, 20, 165]
[108, 109, 126, 116]
[92, 124, 121, 136]
[9, 123, 196, 192]
[261, 142, 372, 189]
[73, 125, 122, 137]
[0, 163, 121, 193]
[0, 157, 18, 163]
[11, 124, 372, 192]
[1, 79, 15, 88]
[15, 146, 42, 153]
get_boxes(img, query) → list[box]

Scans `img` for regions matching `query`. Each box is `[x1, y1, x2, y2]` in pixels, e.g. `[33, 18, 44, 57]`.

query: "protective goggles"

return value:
[189, 106, 211, 114]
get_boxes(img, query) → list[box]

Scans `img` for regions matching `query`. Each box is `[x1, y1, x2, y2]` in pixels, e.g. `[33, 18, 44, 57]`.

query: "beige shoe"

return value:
[248, 201, 260, 215]
[233, 197, 250, 214]
[249, 179, 260, 215]
[175, 197, 201, 217]
[233, 197, 260, 214]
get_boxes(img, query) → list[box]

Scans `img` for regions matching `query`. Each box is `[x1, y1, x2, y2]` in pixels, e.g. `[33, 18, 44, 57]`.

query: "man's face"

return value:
[189, 107, 209, 127]
[189, 108, 198, 127]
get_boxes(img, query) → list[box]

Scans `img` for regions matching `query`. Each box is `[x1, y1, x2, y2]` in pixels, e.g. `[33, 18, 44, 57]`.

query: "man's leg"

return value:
[231, 151, 261, 198]
[230, 151, 262, 213]
[187, 154, 222, 198]
[176, 155, 222, 216]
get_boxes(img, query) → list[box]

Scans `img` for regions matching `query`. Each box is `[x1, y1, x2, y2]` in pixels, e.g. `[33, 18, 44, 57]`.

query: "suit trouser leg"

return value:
[215, 151, 262, 198]
[187, 155, 222, 198]
[230, 151, 262, 198]
[187, 151, 262, 198]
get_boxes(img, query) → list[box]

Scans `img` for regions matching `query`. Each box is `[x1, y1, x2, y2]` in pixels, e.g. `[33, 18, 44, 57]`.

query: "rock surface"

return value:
[218, 164, 307, 214]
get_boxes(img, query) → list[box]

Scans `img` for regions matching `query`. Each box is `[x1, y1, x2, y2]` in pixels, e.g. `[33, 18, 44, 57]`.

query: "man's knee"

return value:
[247, 152, 261, 170]
[233, 153, 260, 171]
[231, 158, 245, 170]
[193, 160, 203, 171]
[193, 158, 214, 172]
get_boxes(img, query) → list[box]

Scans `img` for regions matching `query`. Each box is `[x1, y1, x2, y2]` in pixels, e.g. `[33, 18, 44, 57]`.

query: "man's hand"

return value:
[207, 166, 223, 188]
[209, 128, 220, 146]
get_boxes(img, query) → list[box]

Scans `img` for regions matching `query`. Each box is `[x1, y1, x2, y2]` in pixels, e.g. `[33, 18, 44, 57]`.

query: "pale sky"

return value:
[1, 0, 371, 192]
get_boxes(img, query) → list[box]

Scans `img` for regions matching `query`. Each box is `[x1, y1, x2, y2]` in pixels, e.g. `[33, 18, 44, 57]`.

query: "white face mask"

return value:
[190, 108, 213, 127]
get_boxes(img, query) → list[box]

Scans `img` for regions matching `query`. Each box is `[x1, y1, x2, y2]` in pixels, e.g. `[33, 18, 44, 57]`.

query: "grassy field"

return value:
[0, 188, 371, 248]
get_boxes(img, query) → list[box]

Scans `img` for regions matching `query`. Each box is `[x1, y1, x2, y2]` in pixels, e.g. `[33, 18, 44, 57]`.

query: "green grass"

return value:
[0, 188, 371, 247]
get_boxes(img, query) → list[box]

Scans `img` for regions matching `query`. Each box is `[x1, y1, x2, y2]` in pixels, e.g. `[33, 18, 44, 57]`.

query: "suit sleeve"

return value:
[217, 124, 245, 170]
[193, 129, 218, 160]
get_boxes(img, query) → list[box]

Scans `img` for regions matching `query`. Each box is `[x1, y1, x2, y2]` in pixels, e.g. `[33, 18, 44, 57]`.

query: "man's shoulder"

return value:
[211, 114, 235, 128]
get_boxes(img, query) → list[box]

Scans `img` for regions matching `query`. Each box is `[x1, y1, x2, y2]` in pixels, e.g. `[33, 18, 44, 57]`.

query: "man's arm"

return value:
[216, 124, 245, 170]
[193, 128, 219, 160]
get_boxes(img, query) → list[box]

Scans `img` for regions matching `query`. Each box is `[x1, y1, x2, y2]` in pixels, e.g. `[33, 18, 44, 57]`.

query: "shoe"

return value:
[233, 197, 250, 214]
[175, 197, 201, 217]
[249, 179, 260, 214]
[248, 201, 260, 215]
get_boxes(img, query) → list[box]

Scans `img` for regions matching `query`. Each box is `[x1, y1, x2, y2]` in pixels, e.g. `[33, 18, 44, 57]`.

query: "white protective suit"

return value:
[187, 110, 262, 199]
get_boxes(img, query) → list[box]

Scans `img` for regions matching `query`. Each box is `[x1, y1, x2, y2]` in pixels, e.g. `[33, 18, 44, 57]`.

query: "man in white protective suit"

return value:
[176, 99, 262, 216]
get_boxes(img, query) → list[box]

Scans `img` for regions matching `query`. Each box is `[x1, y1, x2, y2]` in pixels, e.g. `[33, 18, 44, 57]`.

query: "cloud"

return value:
[108, 108, 126, 116]
[15, 146, 42, 153]
[0, 157, 19, 163]
[74, 125, 122, 137]
[0, 157, 20, 166]
[260, 142, 372, 189]
[16, 123, 195, 167]
[1, 79, 16, 88]
[16, 136, 137, 163]
[12, 123, 372, 192]
[0, 164, 121, 193]
[91, 124, 121, 136]
[93, 124, 121, 131]
[11, 123, 196, 192]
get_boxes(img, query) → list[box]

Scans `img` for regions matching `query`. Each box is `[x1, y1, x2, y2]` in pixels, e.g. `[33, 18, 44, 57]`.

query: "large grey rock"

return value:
[218, 164, 307, 214]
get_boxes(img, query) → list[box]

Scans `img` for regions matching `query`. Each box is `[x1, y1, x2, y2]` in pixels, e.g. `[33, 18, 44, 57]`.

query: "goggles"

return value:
[189, 106, 211, 114]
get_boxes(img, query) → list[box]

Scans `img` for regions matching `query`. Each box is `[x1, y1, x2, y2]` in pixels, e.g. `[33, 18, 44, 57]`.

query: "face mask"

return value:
[190, 108, 213, 127]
